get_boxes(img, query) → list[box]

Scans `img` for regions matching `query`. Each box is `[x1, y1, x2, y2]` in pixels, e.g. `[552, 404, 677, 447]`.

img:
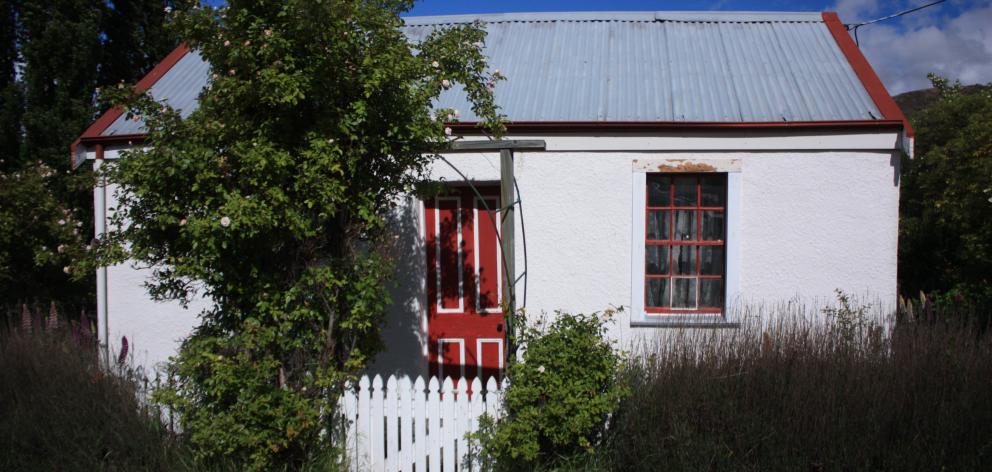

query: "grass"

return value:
[595, 301, 992, 471]
[0, 320, 196, 471]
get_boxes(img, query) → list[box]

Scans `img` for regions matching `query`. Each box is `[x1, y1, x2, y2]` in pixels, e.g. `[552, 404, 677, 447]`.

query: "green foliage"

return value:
[471, 310, 628, 471]
[821, 289, 876, 347]
[97, 1, 503, 469]
[900, 74, 992, 305]
[0, 0, 182, 307]
[0, 162, 93, 301]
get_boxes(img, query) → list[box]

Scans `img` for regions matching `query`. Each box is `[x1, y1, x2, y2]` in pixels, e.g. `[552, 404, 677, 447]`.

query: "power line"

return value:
[846, 0, 947, 46]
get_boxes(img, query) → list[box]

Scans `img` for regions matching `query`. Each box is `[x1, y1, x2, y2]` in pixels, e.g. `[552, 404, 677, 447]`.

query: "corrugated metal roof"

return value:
[102, 11, 880, 136]
[104, 50, 210, 135]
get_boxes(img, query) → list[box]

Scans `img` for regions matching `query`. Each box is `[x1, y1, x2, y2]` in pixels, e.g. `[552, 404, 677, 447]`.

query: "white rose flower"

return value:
[223, 40, 230, 47]
[63, 266, 71, 274]
[444, 127, 452, 136]
[220, 216, 231, 227]
[179, 218, 187, 226]
[58, 219, 66, 226]
[57, 244, 66, 254]
[441, 79, 451, 89]
[537, 365, 546, 373]
[431, 60, 439, 68]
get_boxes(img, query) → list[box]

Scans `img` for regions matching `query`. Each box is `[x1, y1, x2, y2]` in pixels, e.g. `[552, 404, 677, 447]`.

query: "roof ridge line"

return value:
[401, 11, 825, 26]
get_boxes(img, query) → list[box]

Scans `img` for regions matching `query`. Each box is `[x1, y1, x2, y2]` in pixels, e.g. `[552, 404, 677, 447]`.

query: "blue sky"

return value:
[404, 0, 991, 94]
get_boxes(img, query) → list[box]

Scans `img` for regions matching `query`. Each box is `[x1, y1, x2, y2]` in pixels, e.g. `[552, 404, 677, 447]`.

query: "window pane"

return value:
[647, 210, 670, 240]
[700, 278, 723, 308]
[672, 245, 697, 275]
[701, 211, 725, 241]
[674, 176, 697, 206]
[646, 245, 669, 275]
[646, 278, 670, 308]
[674, 210, 696, 241]
[700, 246, 724, 275]
[672, 278, 697, 308]
[648, 176, 671, 207]
[701, 175, 726, 207]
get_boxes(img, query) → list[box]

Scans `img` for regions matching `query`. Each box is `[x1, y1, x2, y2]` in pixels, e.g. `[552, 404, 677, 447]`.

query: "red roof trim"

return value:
[76, 119, 906, 149]
[70, 43, 191, 168]
[822, 12, 913, 137]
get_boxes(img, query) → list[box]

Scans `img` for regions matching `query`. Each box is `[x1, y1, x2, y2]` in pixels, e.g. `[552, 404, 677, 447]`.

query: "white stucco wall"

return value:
[89, 131, 902, 377]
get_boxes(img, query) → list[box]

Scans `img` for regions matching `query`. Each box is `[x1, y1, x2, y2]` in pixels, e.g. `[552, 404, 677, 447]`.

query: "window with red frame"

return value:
[645, 174, 727, 313]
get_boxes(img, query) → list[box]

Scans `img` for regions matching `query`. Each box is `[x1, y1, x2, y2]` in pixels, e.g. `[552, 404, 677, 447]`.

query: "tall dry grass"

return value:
[0, 308, 194, 471]
[603, 300, 992, 471]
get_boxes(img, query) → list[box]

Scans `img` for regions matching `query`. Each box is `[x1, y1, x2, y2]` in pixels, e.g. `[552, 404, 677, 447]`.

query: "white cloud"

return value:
[833, 2, 992, 94]
[858, 5, 992, 93]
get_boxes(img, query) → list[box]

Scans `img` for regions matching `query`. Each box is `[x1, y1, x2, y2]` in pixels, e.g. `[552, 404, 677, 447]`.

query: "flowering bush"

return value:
[0, 161, 93, 304]
[471, 310, 628, 470]
[96, 1, 503, 469]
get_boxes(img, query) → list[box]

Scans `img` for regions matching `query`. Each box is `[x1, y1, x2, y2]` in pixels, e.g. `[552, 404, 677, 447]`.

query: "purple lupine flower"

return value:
[118, 336, 129, 365]
[46, 302, 59, 330]
[20, 304, 31, 332]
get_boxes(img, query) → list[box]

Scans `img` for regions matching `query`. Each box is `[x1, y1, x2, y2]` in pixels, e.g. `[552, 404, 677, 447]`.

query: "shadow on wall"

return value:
[367, 196, 428, 378]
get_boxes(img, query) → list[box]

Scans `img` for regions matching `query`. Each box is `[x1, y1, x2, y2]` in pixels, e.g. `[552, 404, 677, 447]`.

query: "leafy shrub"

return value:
[598, 302, 992, 471]
[899, 75, 992, 304]
[471, 310, 628, 470]
[96, 2, 503, 468]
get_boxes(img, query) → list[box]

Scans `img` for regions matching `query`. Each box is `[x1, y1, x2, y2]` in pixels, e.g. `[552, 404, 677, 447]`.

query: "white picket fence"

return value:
[340, 374, 505, 472]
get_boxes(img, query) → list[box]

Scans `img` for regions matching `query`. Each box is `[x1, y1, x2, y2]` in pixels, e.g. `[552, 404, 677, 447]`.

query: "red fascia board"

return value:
[76, 119, 906, 149]
[822, 12, 914, 137]
[70, 43, 191, 168]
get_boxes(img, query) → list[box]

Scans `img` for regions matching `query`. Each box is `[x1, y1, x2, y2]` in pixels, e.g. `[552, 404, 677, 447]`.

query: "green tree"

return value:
[0, 0, 181, 306]
[899, 74, 992, 303]
[0, 0, 21, 168]
[99, 1, 503, 468]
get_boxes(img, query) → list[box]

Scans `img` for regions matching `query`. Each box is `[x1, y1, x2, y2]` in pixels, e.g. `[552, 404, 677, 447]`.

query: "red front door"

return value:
[425, 186, 505, 383]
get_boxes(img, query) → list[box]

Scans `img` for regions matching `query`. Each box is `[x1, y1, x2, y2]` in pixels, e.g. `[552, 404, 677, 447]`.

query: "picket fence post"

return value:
[340, 374, 503, 471]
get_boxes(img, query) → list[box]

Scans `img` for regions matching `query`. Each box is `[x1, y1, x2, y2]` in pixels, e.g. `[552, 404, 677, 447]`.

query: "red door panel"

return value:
[425, 187, 505, 385]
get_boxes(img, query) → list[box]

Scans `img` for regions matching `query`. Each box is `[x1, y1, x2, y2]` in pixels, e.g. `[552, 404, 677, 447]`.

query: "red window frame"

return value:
[644, 173, 727, 314]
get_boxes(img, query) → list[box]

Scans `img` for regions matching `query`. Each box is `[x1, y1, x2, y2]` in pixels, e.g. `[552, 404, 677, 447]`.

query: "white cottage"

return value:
[72, 11, 911, 379]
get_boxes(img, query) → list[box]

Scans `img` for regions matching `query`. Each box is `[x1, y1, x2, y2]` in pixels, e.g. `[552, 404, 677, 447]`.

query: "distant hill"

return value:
[894, 84, 990, 118]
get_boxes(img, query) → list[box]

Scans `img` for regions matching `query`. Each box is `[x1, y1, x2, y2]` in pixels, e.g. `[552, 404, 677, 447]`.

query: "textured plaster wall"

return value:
[105, 263, 211, 377]
[96, 135, 901, 377]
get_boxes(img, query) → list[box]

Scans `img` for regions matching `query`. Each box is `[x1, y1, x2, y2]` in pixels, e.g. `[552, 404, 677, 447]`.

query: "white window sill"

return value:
[630, 314, 739, 328]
